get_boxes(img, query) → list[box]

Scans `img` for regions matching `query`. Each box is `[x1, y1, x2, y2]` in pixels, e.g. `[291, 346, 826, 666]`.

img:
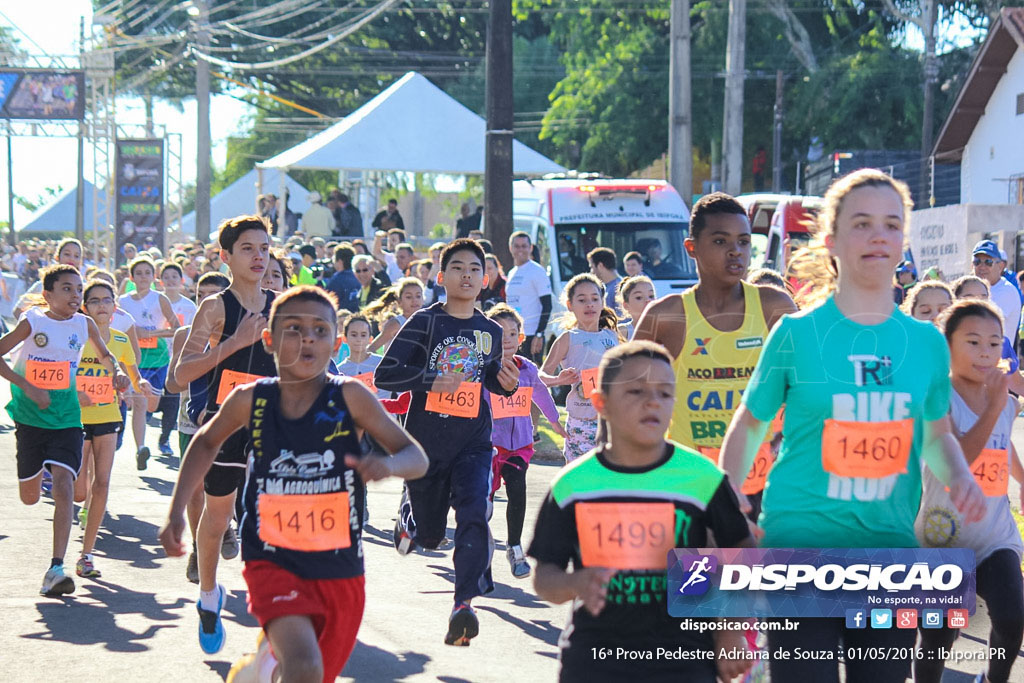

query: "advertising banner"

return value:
[0, 69, 85, 120]
[115, 139, 164, 263]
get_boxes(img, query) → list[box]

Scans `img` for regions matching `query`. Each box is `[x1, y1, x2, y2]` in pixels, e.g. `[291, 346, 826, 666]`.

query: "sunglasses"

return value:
[973, 257, 995, 267]
[355, 268, 371, 273]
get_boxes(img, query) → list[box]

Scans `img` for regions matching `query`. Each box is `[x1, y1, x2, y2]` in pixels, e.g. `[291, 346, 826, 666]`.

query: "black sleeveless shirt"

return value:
[240, 376, 365, 579]
[206, 288, 277, 413]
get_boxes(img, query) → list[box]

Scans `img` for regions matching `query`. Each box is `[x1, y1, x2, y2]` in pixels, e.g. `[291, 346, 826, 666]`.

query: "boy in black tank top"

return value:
[160, 287, 427, 682]
[172, 216, 278, 654]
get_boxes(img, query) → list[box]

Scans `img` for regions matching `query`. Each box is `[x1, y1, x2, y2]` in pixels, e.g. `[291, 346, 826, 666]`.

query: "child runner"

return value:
[165, 272, 231, 584]
[529, 341, 755, 682]
[375, 238, 520, 646]
[719, 169, 987, 682]
[337, 314, 387, 399]
[262, 250, 290, 293]
[0, 264, 125, 595]
[118, 256, 179, 470]
[914, 299, 1024, 683]
[72, 278, 143, 578]
[174, 216, 277, 654]
[483, 303, 567, 579]
[159, 286, 428, 683]
[157, 261, 198, 457]
[901, 280, 954, 323]
[540, 273, 619, 463]
[365, 277, 424, 353]
[615, 275, 655, 340]
[950, 275, 1024, 394]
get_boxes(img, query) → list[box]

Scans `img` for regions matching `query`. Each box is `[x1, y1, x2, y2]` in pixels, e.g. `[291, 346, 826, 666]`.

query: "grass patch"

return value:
[1014, 507, 1024, 570]
[533, 408, 567, 461]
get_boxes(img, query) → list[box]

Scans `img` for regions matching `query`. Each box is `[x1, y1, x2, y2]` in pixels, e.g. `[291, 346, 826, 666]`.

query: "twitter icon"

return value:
[871, 609, 892, 629]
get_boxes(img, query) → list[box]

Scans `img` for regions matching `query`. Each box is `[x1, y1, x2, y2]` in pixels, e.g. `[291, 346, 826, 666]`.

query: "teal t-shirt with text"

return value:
[742, 294, 950, 549]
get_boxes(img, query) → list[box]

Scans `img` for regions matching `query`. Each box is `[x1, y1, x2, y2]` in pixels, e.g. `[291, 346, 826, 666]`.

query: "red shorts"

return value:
[243, 560, 365, 682]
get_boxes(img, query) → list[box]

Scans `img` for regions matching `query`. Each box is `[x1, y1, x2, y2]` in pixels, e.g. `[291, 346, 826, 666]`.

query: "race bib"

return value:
[971, 448, 1009, 497]
[216, 368, 264, 405]
[491, 386, 533, 418]
[575, 502, 676, 570]
[138, 334, 158, 349]
[579, 367, 599, 400]
[257, 491, 351, 552]
[771, 409, 784, 435]
[425, 381, 481, 418]
[741, 442, 776, 495]
[176, 313, 185, 326]
[697, 446, 720, 464]
[76, 375, 114, 404]
[26, 359, 70, 390]
[821, 418, 913, 479]
[353, 372, 377, 393]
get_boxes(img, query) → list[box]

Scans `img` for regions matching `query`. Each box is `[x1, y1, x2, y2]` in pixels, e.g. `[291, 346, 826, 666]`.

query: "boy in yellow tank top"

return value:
[634, 193, 795, 504]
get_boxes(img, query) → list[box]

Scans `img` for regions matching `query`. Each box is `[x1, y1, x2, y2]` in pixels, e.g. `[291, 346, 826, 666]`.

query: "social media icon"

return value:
[922, 610, 943, 628]
[948, 609, 968, 629]
[870, 609, 892, 629]
[896, 609, 917, 629]
[846, 609, 866, 629]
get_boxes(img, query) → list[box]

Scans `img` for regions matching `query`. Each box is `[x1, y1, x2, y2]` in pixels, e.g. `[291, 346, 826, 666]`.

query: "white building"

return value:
[934, 8, 1024, 205]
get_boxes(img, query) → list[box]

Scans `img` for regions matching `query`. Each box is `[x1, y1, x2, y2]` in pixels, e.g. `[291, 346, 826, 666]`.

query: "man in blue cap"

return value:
[972, 240, 1021, 348]
[893, 260, 917, 305]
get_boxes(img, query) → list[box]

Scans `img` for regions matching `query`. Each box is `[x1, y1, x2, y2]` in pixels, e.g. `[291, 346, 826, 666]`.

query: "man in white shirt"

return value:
[505, 231, 553, 363]
[300, 191, 335, 238]
[972, 240, 1021, 346]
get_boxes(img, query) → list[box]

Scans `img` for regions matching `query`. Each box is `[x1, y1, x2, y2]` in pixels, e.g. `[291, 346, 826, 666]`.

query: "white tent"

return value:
[176, 169, 310, 235]
[21, 180, 97, 233]
[258, 72, 565, 175]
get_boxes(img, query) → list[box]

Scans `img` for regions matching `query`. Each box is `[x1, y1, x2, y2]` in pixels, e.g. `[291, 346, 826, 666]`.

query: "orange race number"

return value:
[741, 442, 776, 495]
[971, 448, 1009, 497]
[137, 334, 159, 349]
[425, 381, 481, 418]
[257, 491, 351, 552]
[491, 386, 533, 419]
[821, 418, 913, 479]
[216, 369, 265, 404]
[26, 359, 70, 390]
[576, 502, 676, 570]
[353, 372, 377, 393]
[579, 367, 599, 400]
[76, 375, 114, 404]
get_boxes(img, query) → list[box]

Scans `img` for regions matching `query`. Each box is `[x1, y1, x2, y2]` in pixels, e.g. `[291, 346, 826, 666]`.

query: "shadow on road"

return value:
[96, 513, 166, 569]
[474, 604, 561, 647]
[23, 582, 188, 651]
[139, 475, 175, 497]
[342, 640, 431, 681]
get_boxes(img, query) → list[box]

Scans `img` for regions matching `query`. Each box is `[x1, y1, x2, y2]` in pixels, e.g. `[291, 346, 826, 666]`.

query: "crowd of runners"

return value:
[4, 168, 1023, 682]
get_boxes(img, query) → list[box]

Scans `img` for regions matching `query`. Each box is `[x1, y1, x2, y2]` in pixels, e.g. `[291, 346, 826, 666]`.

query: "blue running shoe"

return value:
[41, 470, 53, 495]
[197, 584, 227, 654]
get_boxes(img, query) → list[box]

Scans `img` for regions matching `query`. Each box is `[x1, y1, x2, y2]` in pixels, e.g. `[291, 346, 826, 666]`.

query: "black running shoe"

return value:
[444, 602, 479, 646]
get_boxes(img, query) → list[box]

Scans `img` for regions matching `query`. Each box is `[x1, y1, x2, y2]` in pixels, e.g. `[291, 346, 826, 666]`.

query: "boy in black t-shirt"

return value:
[160, 287, 428, 682]
[529, 341, 755, 682]
[375, 238, 520, 646]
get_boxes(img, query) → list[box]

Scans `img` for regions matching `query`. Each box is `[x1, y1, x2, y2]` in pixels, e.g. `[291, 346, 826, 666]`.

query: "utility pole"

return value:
[668, 0, 693, 205]
[721, 0, 747, 195]
[195, 0, 211, 243]
[485, 0, 514, 268]
[772, 69, 783, 193]
[6, 130, 13, 246]
[76, 17, 86, 243]
[920, 0, 938, 207]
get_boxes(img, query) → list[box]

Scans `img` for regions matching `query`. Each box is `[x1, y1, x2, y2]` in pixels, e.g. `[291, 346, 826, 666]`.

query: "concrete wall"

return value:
[961, 48, 1024, 204]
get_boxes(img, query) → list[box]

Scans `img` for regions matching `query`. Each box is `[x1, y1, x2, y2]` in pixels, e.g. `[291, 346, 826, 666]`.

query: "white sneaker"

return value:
[40, 565, 75, 596]
[507, 545, 531, 578]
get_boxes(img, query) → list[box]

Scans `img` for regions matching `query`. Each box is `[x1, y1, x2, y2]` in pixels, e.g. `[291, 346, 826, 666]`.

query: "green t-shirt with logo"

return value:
[742, 294, 950, 549]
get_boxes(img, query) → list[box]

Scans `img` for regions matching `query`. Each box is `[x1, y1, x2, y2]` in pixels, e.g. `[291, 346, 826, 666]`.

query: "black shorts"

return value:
[83, 421, 122, 441]
[203, 424, 250, 497]
[15, 423, 84, 481]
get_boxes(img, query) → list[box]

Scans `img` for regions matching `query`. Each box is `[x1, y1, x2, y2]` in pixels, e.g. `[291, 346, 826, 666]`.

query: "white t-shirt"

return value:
[383, 251, 404, 283]
[989, 277, 1021, 343]
[505, 260, 552, 336]
[170, 296, 198, 327]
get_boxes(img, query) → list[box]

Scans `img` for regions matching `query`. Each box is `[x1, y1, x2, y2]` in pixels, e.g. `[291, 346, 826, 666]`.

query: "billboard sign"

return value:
[115, 139, 164, 263]
[0, 70, 85, 120]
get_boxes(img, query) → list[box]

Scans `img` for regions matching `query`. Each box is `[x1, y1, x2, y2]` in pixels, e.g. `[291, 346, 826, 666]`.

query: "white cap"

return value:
[308, 191, 322, 203]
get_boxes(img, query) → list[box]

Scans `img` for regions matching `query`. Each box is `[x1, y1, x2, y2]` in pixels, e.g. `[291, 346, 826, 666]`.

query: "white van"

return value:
[511, 177, 695, 337]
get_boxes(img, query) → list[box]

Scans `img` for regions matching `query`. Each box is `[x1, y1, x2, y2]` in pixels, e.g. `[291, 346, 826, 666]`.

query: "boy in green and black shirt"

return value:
[528, 341, 755, 682]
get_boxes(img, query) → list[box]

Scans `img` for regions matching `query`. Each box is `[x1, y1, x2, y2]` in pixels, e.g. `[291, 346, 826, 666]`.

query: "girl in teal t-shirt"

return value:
[719, 169, 988, 683]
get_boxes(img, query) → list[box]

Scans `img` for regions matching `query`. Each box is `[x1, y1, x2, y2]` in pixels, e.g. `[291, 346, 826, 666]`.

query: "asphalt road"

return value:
[0, 409, 1021, 682]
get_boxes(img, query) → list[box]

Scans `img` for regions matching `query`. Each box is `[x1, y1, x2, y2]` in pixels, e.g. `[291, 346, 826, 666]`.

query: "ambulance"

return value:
[512, 177, 696, 329]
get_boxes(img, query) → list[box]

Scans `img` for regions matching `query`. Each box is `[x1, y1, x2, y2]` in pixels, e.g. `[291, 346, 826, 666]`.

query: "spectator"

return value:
[588, 246, 623, 314]
[623, 250, 645, 277]
[301, 191, 335, 238]
[972, 240, 1021, 347]
[478, 253, 506, 310]
[352, 253, 386, 308]
[477, 239, 494, 255]
[352, 239, 370, 256]
[324, 244, 362, 312]
[335, 193, 363, 237]
[505, 230, 553, 364]
[468, 228, 484, 241]
[372, 198, 406, 231]
[372, 231, 414, 282]
[752, 145, 768, 191]
[893, 260, 917, 305]
[455, 202, 481, 238]
[386, 228, 406, 252]
[258, 194, 279, 234]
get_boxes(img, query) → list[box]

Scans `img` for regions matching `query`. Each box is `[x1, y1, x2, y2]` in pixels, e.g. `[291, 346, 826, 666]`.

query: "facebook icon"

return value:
[846, 609, 867, 629]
